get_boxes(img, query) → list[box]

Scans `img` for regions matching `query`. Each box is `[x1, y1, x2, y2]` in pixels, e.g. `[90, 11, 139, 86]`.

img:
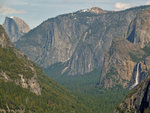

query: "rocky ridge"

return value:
[115, 74, 150, 113]
[0, 25, 88, 113]
[80, 7, 108, 14]
[0, 25, 41, 95]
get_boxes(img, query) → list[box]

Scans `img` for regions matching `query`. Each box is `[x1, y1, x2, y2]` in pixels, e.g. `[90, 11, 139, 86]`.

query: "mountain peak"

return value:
[80, 7, 107, 14]
[3, 16, 30, 42]
[90, 7, 106, 14]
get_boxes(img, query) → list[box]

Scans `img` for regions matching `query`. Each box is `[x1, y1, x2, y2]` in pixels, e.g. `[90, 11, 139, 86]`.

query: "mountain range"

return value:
[3, 5, 150, 113]
[14, 6, 150, 89]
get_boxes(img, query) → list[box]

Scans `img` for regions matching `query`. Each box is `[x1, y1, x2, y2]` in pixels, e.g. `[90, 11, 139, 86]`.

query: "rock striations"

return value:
[3, 17, 30, 42]
[15, 6, 150, 88]
[127, 9, 150, 48]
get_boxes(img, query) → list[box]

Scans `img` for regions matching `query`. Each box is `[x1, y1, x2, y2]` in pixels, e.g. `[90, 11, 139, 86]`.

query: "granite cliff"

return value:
[15, 6, 150, 88]
[3, 17, 30, 42]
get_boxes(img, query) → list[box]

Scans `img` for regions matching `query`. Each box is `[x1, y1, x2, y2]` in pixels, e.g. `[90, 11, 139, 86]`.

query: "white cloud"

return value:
[114, 2, 131, 10]
[0, 6, 26, 15]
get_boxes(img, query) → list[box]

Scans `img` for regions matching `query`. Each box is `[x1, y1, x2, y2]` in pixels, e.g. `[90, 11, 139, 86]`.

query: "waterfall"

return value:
[130, 63, 140, 89]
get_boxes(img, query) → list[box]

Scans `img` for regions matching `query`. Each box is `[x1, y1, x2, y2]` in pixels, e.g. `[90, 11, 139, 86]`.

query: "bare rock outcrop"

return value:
[115, 74, 150, 113]
[3, 17, 30, 42]
[127, 9, 150, 48]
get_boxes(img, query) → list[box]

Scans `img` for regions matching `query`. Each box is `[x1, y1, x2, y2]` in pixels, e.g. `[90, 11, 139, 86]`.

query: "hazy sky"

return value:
[0, 0, 150, 29]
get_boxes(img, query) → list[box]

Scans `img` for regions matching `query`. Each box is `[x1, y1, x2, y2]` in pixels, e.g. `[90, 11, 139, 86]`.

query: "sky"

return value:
[0, 0, 150, 29]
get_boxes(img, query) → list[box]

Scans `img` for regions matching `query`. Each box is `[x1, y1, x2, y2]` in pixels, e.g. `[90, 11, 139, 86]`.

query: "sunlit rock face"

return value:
[15, 6, 150, 88]
[127, 10, 150, 48]
[3, 17, 30, 42]
[80, 7, 108, 14]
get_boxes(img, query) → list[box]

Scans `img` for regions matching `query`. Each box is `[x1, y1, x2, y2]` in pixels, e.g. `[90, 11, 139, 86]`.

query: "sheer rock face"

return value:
[16, 6, 149, 75]
[3, 17, 30, 42]
[100, 39, 137, 88]
[127, 9, 150, 48]
[15, 6, 150, 88]
[16, 15, 88, 68]
[99, 9, 150, 88]
[115, 75, 150, 113]
[99, 38, 150, 88]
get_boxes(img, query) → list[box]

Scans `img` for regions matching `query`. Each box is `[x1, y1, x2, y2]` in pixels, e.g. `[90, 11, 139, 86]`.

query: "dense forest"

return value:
[45, 67, 129, 113]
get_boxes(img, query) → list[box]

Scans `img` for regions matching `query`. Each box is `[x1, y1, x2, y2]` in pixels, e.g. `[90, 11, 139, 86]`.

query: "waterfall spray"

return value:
[130, 63, 140, 89]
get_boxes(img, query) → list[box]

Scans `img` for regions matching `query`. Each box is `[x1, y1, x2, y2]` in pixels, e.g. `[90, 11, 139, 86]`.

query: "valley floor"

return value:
[45, 69, 129, 113]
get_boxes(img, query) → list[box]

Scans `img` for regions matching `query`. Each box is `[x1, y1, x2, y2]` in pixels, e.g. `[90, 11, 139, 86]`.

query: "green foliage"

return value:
[129, 45, 150, 63]
[0, 79, 89, 113]
[0, 47, 34, 79]
[0, 48, 90, 113]
[36, 66, 91, 113]
[144, 107, 150, 113]
[125, 88, 138, 99]
[142, 46, 150, 55]
[51, 75, 128, 113]
[106, 67, 118, 79]
[0, 25, 7, 34]
[129, 52, 143, 62]
[0, 25, 91, 113]
[45, 65, 129, 113]
[0, 58, 90, 113]
[44, 62, 66, 78]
